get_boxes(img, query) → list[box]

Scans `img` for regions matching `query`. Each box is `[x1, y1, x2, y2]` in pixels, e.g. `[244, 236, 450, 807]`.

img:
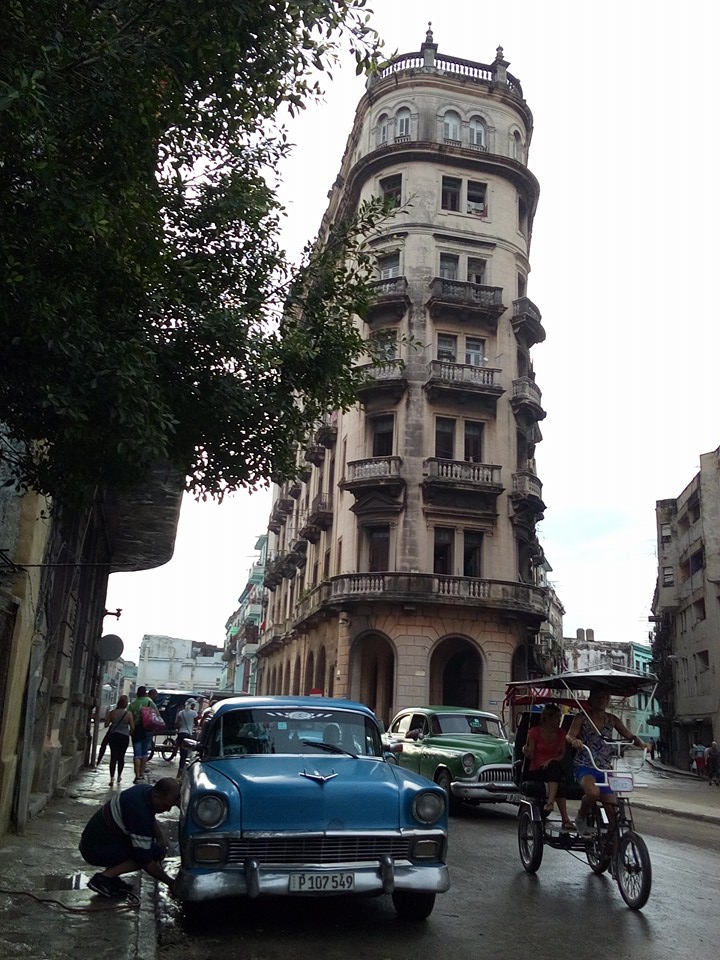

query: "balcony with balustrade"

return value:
[424, 360, 504, 406]
[292, 572, 547, 627]
[340, 456, 405, 500]
[298, 494, 334, 544]
[510, 377, 546, 425]
[356, 361, 408, 405]
[364, 277, 411, 325]
[427, 278, 505, 326]
[422, 458, 502, 504]
[511, 297, 545, 347]
[509, 470, 545, 522]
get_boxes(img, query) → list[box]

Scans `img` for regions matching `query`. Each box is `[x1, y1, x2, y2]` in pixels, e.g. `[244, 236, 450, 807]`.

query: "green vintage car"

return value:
[383, 706, 515, 814]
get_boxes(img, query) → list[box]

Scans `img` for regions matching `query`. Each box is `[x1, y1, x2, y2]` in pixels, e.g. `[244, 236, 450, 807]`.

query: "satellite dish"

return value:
[97, 634, 124, 662]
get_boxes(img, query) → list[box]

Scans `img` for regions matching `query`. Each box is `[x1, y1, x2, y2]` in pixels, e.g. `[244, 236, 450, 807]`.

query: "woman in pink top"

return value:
[523, 703, 572, 829]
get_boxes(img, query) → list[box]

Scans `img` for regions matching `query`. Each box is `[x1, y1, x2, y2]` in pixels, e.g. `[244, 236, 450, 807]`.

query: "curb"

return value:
[128, 873, 158, 960]
[630, 799, 720, 826]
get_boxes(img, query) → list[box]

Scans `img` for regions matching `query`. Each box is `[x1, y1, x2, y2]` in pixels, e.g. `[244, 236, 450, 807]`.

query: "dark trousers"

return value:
[108, 732, 130, 779]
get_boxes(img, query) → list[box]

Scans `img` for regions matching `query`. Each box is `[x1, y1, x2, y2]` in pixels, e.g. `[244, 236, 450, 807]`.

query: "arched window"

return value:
[513, 130, 524, 161]
[377, 113, 389, 145]
[443, 110, 461, 142]
[469, 116, 486, 150]
[396, 107, 411, 139]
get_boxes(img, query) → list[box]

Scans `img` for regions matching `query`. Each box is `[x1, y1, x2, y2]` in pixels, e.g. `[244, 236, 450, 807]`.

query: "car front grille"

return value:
[477, 766, 514, 784]
[226, 835, 411, 865]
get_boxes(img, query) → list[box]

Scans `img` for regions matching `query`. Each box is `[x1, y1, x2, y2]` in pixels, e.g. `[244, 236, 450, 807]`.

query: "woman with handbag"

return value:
[103, 695, 134, 787]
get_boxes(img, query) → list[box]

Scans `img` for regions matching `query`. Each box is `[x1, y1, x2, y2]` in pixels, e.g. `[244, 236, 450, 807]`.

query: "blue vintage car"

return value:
[175, 696, 450, 921]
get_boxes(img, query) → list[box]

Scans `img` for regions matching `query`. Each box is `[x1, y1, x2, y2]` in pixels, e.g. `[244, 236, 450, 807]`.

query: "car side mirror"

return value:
[385, 741, 403, 754]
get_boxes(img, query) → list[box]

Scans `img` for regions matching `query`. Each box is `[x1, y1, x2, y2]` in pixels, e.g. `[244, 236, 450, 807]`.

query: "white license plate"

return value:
[288, 872, 355, 892]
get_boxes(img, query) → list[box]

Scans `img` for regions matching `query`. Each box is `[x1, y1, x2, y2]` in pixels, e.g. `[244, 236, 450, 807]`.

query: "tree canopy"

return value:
[0, 0, 388, 503]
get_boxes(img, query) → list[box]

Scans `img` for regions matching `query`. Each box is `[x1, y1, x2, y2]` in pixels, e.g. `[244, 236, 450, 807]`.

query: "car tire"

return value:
[391, 890, 436, 921]
[435, 769, 461, 817]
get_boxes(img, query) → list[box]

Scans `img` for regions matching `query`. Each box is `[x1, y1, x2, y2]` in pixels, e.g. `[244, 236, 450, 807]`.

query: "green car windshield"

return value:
[435, 714, 504, 738]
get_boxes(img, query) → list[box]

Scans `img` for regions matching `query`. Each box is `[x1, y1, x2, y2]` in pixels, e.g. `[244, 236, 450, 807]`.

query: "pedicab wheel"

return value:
[615, 831, 652, 910]
[517, 808, 543, 873]
[585, 833, 611, 874]
[391, 890, 436, 921]
[160, 737, 177, 761]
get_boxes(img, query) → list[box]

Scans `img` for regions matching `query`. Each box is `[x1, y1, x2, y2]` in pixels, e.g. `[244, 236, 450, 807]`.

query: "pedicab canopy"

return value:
[502, 668, 659, 722]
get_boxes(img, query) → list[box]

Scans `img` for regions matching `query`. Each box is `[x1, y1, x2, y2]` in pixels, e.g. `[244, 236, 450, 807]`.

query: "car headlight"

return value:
[413, 790, 446, 824]
[192, 793, 227, 829]
[461, 752, 476, 775]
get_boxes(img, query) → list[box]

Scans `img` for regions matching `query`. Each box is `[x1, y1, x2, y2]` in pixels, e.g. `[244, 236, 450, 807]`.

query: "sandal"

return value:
[561, 820, 574, 831]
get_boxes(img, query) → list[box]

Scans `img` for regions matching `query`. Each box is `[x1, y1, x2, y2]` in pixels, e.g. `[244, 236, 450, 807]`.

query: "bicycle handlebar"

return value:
[577, 740, 647, 772]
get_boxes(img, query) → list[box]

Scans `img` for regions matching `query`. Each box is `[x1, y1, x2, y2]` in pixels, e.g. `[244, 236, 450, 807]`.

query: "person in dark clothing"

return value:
[80, 777, 180, 898]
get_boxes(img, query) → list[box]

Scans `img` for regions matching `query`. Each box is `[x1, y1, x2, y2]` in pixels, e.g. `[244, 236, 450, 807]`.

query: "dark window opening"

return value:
[464, 421, 483, 462]
[434, 528, 454, 575]
[380, 174, 402, 209]
[372, 415, 394, 457]
[441, 176, 461, 211]
[368, 526, 390, 572]
[435, 418, 455, 460]
[467, 181, 487, 216]
[463, 531, 483, 577]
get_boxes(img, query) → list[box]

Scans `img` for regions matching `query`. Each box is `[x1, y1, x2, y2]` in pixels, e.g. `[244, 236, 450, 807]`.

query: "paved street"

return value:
[1, 759, 719, 960]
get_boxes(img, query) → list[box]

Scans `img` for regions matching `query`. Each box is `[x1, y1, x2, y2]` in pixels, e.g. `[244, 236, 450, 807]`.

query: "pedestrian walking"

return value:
[128, 686, 159, 783]
[705, 741, 719, 785]
[175, 699, 199, 777]
[79, 777, 180, 898]
[101, 695, 134, 786]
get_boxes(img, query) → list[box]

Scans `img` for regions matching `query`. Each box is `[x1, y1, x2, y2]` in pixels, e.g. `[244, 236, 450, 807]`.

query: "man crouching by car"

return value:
[80, 777, 180, 898]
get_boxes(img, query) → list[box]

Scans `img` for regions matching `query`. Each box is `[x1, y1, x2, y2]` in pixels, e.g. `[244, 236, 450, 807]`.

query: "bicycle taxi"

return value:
[502, 668, 657, 910]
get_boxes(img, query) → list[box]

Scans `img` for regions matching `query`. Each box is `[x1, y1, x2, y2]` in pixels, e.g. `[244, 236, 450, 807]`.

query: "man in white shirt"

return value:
[175, 700, 198, 777]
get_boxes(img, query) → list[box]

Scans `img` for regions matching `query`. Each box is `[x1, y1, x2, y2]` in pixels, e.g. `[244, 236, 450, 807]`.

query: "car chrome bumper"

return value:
[450, 767, 516, 803]
[175, 860, 450, 903]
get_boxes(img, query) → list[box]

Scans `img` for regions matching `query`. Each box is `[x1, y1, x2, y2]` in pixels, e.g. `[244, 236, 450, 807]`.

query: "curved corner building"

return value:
[259, 30, 550, 722]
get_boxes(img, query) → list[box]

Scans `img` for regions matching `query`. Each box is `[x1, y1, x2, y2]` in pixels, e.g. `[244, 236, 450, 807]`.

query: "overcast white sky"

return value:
[106, 0, 720, 663]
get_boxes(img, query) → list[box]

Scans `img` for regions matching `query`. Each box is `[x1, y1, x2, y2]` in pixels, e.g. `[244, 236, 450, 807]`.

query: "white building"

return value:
[137, 635, 224, 693]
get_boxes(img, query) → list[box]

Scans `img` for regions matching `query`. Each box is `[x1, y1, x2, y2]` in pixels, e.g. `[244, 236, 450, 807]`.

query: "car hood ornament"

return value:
[299, 769, 339, 784]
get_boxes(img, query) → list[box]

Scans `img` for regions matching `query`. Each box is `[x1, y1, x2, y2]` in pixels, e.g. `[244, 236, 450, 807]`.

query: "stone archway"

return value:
[291, 655, 301, 695]
[350, 632, 395, 726]
[315, 646, 327, 694]
[304, 650, 315, 694]
[429, 636, 482, 708]
[511, 644, 529, 682]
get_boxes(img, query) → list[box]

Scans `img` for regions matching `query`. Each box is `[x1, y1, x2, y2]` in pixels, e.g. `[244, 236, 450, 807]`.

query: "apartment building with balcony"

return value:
[256, 30, 553, 724]
[651, 445, 720, 763]
[222, 535, 267, 694]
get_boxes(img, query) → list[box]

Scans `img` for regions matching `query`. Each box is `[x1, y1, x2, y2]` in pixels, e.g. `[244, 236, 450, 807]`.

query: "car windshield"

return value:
[436, 714, 504, 738]
[204, 707, 383, 759]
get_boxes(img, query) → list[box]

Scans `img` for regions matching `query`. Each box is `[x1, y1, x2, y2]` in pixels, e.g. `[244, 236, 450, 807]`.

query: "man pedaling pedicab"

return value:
[566, 687, 649, 838]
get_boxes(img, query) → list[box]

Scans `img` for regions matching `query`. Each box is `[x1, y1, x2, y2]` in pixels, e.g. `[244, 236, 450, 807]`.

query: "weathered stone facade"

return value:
[257, 32, 553, 725]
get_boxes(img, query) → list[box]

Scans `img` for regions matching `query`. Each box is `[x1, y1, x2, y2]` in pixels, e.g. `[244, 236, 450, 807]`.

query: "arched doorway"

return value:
[350, 633, 395, 726]
[429, 637, 482, 708]
[304, 651, 315, 694]
[315, 646, 327, 695]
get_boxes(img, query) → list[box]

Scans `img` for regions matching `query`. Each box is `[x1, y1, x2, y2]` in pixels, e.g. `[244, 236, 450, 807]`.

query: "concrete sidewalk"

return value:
[0, 758, 717, 960]
[0, 760, 177, 960]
